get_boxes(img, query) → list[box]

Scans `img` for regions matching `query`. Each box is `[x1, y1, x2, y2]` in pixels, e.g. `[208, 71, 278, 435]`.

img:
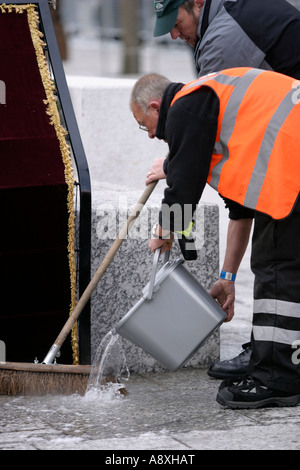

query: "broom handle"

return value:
[43, 179, 159, 364]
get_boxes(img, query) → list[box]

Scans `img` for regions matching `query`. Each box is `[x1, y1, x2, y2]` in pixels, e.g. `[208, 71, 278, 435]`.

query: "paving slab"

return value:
[1, 368, 299, 451]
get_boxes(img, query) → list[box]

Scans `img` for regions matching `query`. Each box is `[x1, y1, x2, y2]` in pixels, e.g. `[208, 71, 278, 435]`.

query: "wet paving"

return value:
[1, 368, 300, 450]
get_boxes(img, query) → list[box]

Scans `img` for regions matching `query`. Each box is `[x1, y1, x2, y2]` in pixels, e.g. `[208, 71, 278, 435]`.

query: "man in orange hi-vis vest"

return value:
[130, 67, 300, 409]
[149, 0, 300, 383]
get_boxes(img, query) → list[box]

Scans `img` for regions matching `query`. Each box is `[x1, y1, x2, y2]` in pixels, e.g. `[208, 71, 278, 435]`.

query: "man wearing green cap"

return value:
[149, 0, 300, 382]
[153, 0, 300, 78]
[153, 0, 201, 47]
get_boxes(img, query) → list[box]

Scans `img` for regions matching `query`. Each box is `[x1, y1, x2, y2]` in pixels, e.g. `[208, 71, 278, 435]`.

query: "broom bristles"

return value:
[0, 363, 127, 396]
[0, 369, 89, 396]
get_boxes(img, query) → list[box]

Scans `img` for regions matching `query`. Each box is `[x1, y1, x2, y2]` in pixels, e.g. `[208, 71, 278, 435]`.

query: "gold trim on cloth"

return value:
[0, 3, 79, 364]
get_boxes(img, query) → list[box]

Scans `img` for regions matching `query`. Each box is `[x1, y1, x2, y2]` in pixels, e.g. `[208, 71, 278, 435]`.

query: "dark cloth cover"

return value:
[0, 5, 77, 363]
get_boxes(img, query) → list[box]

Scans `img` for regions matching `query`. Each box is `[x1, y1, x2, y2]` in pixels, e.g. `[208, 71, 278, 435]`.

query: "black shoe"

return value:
[217, 376, 300, 409]
[207, 342, 251, 380]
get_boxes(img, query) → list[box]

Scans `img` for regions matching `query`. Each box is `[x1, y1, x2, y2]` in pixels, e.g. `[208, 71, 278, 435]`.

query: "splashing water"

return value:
[85, 331, 130, 400]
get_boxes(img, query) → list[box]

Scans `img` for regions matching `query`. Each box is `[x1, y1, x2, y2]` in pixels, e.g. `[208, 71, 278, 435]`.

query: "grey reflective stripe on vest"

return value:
[185, 69, 296, 205]
[183, 70, 242, 89]
[183, 69, 263, 184]
[243, 89, 296, 209]
[210, 68, 264, 189]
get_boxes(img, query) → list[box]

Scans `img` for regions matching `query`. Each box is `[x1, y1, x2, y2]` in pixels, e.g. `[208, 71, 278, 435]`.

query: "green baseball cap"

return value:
[153, 0, 187, 37]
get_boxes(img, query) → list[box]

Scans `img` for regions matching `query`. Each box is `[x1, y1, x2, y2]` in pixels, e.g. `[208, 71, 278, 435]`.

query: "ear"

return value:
[149, 99, 161, 113]
[194, 0, 204, 9]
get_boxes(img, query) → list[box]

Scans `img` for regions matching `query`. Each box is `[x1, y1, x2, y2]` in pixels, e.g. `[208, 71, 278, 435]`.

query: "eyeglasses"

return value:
[139, 122, 149, 132]
[139, 108, 149, 132]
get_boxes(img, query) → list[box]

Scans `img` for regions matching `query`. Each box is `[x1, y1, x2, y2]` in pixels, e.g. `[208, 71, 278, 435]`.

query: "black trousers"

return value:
[249, 210, 300, 393]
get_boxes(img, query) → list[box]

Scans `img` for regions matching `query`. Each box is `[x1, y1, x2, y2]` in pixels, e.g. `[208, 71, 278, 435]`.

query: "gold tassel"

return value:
[1, 4, 79, 364]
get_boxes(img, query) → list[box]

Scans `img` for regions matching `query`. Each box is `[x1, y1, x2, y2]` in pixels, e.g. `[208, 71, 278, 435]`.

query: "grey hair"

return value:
[130, 73, 171, 113]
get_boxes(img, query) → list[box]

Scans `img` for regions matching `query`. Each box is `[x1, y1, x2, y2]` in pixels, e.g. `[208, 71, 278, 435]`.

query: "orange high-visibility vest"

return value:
[171, 67, 300, 219]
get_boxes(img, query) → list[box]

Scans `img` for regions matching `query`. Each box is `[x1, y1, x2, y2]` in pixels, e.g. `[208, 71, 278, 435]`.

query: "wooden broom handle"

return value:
[55, 179, 159, 348]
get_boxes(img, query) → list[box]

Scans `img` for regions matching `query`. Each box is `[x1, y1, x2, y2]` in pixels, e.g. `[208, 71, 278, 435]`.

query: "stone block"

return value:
[90, 183, 220, 373]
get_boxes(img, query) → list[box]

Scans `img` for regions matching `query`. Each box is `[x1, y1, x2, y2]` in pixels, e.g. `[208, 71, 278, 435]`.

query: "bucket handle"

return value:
[147, 249, 170, 300]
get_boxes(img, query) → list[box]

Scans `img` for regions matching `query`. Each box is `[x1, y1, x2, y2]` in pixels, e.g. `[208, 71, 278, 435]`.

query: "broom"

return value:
[0, 180, 158, 396]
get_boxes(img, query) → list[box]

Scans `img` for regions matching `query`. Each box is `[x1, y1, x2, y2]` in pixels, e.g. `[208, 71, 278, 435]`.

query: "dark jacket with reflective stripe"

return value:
[195, 0, 300, 79]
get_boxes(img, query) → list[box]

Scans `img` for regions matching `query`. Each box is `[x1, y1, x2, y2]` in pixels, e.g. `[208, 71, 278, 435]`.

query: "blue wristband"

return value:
[220, 270, 236, 282]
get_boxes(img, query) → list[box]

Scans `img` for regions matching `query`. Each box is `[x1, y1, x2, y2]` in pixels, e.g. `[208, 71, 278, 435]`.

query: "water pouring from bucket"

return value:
[85, 331, 130, 399]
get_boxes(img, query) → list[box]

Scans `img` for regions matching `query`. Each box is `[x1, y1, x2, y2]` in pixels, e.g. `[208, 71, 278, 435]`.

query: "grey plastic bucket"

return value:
[114, 250, 226, 371]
